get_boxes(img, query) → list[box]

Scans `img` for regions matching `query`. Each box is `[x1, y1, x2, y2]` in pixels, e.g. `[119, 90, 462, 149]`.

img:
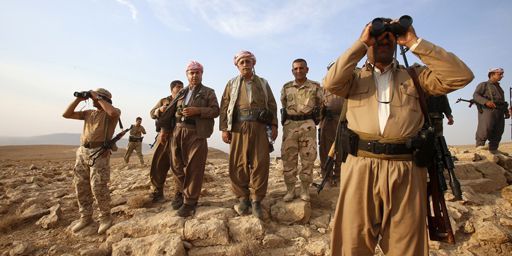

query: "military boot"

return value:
[283, 183, 295, 202]
[71, 217, 92, 233]
[234, 198, 251, 216]
[300, 181, 311, 202]
[171, 192, 184, 210]
[97, 217, 113, 234]
[151, 190, 164, 203]
[252, 201, 264, 219]
[177, 203, 196, 217]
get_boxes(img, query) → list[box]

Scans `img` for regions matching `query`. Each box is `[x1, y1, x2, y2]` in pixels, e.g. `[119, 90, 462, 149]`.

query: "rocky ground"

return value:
[1, 144, 512, 256]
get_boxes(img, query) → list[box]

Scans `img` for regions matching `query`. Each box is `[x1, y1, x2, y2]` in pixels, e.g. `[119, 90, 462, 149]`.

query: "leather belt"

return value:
[235, 109, 264, 122]
[288, 113, 314, 121]
[358, 139, 412, 155]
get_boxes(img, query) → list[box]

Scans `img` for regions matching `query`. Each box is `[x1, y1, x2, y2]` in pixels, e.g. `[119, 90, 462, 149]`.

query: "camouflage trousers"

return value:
[124, 142, 144, 164]
[74, 146, 111, 220]
[281, 120, 317, 184]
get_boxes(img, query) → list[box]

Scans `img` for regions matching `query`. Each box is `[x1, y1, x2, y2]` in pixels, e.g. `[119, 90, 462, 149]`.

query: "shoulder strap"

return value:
[406, 67, 432, 127]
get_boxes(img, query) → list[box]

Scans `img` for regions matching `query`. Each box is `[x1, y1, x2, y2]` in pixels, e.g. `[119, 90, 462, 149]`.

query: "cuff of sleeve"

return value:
[409, 38, 423, 51]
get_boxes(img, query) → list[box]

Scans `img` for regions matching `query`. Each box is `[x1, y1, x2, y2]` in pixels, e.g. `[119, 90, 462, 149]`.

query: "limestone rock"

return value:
[112, 234, 185, 256]
[187, 245, 231, 256]
[270, 200, 311, 224]
[310, 213, 330, 229]
[304, 237, 329, 256]
[107, 210, 185, 243]
[454, 163, 483, 180]
[474, 222, 510, 244]
[501, 185, 512, 204]
[194, 206, 237, 221]
[9, 241, 32, 256]
[183, 218, 229, 246]
[36, 203, 61, 229]
[262, 234, 287, 248]
[227, 216, 265, 242]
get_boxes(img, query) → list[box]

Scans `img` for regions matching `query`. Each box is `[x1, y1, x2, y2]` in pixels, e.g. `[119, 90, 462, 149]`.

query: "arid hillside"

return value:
[1, 144, 511, 255]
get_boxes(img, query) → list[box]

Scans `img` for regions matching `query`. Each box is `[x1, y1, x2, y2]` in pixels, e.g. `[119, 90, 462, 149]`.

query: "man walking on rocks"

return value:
[281, 58, 323, 202]
[124, 117, 146, 165]
[324, 18, 473, 255]
[473, 68, 509, 154]
[159, 61, 219, 217]
[149, 80, 184, 203]
[63, 88, 121, 234]
[220, 51, 278, 219]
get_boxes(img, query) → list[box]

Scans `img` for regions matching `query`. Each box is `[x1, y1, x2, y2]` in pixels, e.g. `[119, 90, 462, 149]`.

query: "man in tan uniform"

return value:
[124, 117, 146, 165]
[324, 19, 473, 255]
[149, 80, 184, 202]
[281, 58, 323, 202]
[220, 51, 278, 219]
[63, 88, 121, 235]
[159, 61, 219, 217]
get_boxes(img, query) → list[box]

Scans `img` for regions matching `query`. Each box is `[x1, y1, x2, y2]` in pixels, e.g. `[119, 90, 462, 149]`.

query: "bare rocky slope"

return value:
[1, 144, 512, 255]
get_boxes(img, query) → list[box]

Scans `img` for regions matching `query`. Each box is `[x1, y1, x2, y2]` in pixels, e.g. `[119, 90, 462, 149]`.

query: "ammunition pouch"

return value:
[257, 109, 273, 124]
[280, 108, 288, 125]
[129, 136, 143, 142]
[406, 127, 435, 167]
[340, 127, 359, 157]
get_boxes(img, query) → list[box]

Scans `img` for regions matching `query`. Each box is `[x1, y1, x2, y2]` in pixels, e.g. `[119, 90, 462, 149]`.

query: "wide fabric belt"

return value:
[357, 139, 413, 155]
[235, 109, 264, 122]
[177, 118, 196, 125]
[129, 136, 143, 142]
[82, 141, 104, 148]
[288, 113, 314, 121]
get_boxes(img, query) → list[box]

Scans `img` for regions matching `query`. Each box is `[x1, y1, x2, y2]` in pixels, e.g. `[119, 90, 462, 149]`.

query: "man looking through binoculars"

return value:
[324, 17, 473, 256]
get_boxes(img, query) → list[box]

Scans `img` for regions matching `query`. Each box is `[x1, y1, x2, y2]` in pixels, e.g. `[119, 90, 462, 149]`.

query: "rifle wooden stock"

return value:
[314, 143, 336, 194]
[427, 165, 456, 244]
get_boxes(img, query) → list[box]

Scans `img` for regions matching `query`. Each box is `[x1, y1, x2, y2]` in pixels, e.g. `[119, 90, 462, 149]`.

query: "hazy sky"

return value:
[1, 0, 511, 153]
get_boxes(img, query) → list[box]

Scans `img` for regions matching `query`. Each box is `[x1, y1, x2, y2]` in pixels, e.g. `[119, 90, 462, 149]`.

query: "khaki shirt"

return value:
[281, 79, 322, 115]
[79, 109, 120, 145]
[129, 125, 146, 137]
[220, 75, 278, 131]
[150, 96, 172, 119]
[323, 39, 473, 140]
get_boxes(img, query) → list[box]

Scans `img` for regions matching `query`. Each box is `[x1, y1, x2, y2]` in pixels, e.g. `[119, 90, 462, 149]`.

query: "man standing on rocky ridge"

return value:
[473, 67, 509, 155]
[148, 80, 184, 203]
[324, 18, 473, 255]
[280, 58, 323, 203]
[159, 61, 219, 217]
[219, 51, 278, 219]
[62, 88, 121, 235]
[123, 117, 146, 165]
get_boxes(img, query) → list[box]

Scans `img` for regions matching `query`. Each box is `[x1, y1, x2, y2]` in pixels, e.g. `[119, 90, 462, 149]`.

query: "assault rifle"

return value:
[88, 126, 132, 166]
[312, 121, 347, 194]
[400, 45, 458, 244]
[456, 98, 509, 115]
[426, 135, 461, 245]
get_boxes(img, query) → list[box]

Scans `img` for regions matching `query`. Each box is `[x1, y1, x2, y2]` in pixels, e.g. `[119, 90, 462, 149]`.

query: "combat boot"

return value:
[97, 217, 113, 234]
[300, 181, 311, 202]
[177, 203, 196, 217]
[283, 183, 295, 202]
[171, 192, 184, 210]
[234, 198, 251, 216]
[252, 201, 264, 219]
[71, 217, 92, 233]
[151, 190, 165, 203]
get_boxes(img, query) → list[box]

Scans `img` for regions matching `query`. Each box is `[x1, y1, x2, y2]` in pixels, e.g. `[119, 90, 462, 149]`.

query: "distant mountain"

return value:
[0, 133, 152, 153]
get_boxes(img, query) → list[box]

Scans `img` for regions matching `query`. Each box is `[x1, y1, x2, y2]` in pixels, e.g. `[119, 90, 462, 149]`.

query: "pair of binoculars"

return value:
[74, 91, 92, 98]
[370, 15, 413, 37]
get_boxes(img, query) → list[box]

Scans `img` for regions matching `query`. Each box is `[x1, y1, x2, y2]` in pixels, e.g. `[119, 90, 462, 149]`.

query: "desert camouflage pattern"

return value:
[74, 146, 111, 220]
[281, 80, 322, 184]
